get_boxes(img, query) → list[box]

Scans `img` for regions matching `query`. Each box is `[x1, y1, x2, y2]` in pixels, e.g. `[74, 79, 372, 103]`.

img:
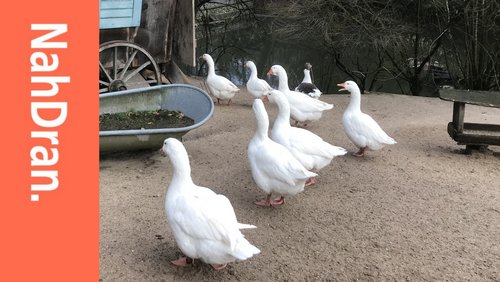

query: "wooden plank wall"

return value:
[99, 0, 196, 67]
[173, 0, 196, 67]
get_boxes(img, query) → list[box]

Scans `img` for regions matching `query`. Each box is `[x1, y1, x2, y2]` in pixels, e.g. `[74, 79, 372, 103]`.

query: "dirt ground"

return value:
[99, 88, 500, 281]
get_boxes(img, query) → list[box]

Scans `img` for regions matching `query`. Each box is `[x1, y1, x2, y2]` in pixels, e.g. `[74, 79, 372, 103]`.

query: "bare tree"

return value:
[443, 0, 500, 90]
[264, 0, 499, 94]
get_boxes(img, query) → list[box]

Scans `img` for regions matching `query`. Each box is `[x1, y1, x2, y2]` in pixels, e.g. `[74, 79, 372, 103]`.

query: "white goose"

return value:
[295, 63, 322, 99]
[245, 61, 273, 99]
[200, 53, 240, 105]
[267, 90, 347, 185]
[248, 99, 317, 206]
[338, 81, 397, 157]
[267, 65, 333, 126]
[161, 138, 260, 270]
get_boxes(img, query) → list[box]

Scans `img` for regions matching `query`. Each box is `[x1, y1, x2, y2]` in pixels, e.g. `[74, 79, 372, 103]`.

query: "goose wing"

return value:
[249, 141, 315, 186]
[171, 186, 249, 250]
[208, 75, 240, 93]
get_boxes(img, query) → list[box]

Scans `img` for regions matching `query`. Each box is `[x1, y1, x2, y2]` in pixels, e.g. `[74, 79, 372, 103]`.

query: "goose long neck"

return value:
[249, 64, 258, 79]
[168, 151, 193, 187]
[303, 70, 312, 83]
[347, 88, 362, 112]
[254, 110, 269, 139]
[274, 97, 292, 129]
[277, 71, 290, 92]
[205, 57, 216, 76]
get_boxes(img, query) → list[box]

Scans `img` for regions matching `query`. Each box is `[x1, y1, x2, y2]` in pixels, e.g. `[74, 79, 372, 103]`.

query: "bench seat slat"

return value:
[447, 122, 500, 146]
[439, 89, 500, 108]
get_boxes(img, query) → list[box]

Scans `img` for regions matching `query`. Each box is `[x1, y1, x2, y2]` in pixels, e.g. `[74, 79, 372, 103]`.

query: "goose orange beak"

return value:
[267, 69, 273, 75]
[337, 83, 346, 92]
[262, 95, 269, 102]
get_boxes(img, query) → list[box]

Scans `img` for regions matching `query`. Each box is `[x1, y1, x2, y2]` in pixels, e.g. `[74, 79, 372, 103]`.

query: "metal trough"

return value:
[100, 84, 214, 153]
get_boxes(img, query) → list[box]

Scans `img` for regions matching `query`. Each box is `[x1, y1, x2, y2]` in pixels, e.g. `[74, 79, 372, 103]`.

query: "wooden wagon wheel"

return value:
[99, 40, 162, 93]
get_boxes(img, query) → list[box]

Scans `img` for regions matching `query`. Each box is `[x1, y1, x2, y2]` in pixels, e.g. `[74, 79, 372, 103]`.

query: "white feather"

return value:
[267, 90, 347, 171]
[248, 99, 316, 198]
[162, 138, 260, 265]
[339, 80, 397, 151]
[269, 65, 332, 124]
[295, 68, 322, 99]
[245, 61, 273, 99]
[201, 54, 239, 103]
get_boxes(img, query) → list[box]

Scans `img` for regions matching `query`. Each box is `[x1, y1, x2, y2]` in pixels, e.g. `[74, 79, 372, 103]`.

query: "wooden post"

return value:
[452, 102, 465, 133]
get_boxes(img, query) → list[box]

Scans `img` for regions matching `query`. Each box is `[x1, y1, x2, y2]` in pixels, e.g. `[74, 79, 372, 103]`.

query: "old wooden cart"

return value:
[99, 0, 196, 93]
[99, 0, 213, 153]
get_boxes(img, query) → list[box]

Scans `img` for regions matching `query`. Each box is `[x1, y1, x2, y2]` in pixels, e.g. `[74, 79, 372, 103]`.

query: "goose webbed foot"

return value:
[352, 147, 366, 157]
[270, 196, 285, 206]
[211, 263, 227, 270]
[171, 256, 193, 267]
[255, 194, 285, 206]
[305, 176, 317, 186]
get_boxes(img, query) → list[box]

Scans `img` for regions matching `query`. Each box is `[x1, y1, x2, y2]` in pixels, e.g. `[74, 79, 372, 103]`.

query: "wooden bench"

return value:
[439, 88, 500, 151]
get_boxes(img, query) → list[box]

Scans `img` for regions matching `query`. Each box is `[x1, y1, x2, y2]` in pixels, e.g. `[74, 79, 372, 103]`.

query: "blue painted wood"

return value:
[100, 0, 142, 29]
[101, 1, 133, 9]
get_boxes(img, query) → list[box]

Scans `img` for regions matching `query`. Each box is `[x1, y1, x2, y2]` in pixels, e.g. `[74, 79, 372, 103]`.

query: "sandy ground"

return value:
[100, 88, 500, 281]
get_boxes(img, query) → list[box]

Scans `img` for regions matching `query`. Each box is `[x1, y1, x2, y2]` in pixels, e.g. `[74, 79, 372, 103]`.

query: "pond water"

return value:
[193, 20, 415, 95]
[192, 16, 440, 96]
[194, 25, 347, 94]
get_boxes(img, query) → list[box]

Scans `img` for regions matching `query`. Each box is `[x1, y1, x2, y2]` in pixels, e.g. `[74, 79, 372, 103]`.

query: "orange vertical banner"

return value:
[1, 1, 98, 281]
